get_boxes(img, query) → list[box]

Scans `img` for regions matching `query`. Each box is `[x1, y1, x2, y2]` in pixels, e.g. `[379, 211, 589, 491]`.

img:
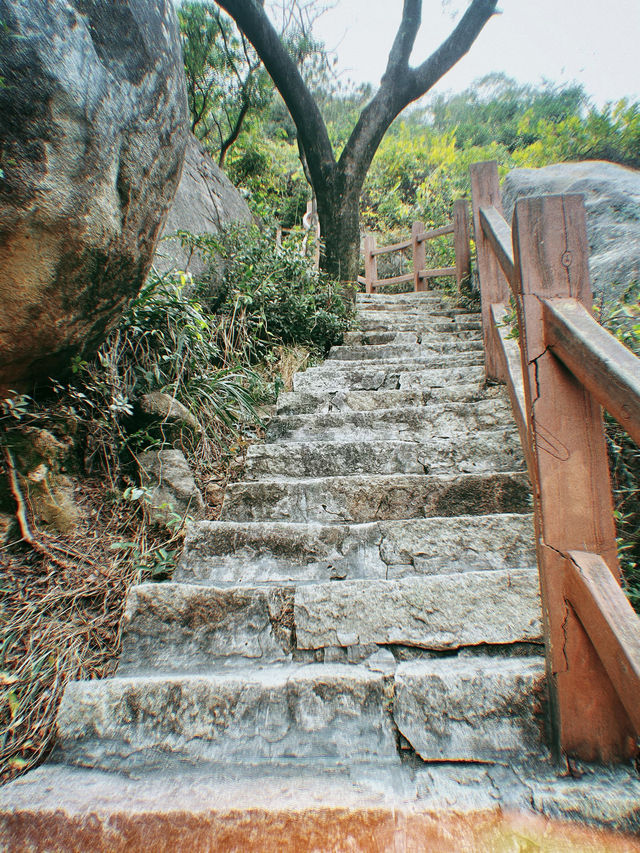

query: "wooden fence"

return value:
[359, 198, 471, 294]
[469, 160, 640, 763]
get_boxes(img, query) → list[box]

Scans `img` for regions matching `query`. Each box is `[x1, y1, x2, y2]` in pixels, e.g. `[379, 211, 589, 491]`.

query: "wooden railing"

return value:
[359, 198, 471, 293]
[470, 160, 640, 763]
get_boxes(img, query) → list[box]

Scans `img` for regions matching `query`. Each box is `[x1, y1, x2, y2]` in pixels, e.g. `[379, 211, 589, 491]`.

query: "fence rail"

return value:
[359, 198, 471, 293]
[469, 160, 640, 763]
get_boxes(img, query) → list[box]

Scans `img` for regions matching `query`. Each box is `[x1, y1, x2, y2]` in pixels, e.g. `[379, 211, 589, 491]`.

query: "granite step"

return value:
[220, 471, 531, 524]
[265, 400, 512, 443]
[53, 665, 399, 772]
[275, 385, 492, 414]
[293, 362, 485, 393]
[115, 570, 541, 675]
[342, 329, 482, 346]
[244, 433, 524, 480]
[176, 514, 536, 585]
[327, 340, 484, 360]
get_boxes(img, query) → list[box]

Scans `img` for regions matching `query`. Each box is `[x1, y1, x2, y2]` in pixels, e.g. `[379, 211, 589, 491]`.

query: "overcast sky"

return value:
[310, 1, 640, 108]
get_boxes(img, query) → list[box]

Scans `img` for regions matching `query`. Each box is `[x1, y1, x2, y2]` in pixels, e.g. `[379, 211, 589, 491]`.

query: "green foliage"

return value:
[185, 225, 353, 359]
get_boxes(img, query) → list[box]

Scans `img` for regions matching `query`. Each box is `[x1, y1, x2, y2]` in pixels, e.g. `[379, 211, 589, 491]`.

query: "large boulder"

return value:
[0, 0, 189, 393]
[502, 161, 640, 302]
[153, 133, 253, 276]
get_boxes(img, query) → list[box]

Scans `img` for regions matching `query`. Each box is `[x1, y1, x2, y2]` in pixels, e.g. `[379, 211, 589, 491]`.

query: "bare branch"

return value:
[410, 0, 498, 97]
[383, 0, 421, 81]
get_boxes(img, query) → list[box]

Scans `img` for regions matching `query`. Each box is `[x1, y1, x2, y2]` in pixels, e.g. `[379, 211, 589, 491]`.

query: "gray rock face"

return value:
[0, 0, 188, 391]
[154, 133, 252, 275]
[139, 448, 205, 525]
[501, 161, 640, 301]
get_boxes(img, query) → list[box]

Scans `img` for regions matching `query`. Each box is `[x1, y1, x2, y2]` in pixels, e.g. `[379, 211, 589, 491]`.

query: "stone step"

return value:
[342, 329, 482, 346]
[244, 433, 523, 480]
[394, 655, 548, 763]
[265, 400, 512, 443]
[327, 340, 485, 361]
[116, 570, 541, 674]
[293, 362, 485, 393]
[54, 665, 399, 771]
[294, 569, 541, 651]
[275, 385, 493, 415]
[356, 318, 481, 333]
[176, 514, 536, 585]
[220, 471, 531, 524]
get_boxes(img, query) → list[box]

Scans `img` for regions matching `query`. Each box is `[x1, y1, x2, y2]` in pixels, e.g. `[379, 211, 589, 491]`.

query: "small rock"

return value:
[139, 449, 205, 526]
[140, 392, 202, 434]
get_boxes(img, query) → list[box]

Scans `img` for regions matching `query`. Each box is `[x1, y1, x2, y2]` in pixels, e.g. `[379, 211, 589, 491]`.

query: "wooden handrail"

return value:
[565, 550, 640, 732]
[371, 238, 412, 256]
[542, 298, 640, 445]
[416, 222, 455, 242]
[479, 205, 515, 286]
[470, 160, 640, 763]
[490, 303, 528, 461]
[362, 211, 470, 294]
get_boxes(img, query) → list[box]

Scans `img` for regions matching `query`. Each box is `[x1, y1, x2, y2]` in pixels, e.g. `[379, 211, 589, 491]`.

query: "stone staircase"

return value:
[2, 291, 639, 849]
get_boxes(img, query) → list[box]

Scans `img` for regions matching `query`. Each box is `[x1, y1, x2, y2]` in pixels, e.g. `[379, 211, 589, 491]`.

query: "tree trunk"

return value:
[315, 179, 362, 283]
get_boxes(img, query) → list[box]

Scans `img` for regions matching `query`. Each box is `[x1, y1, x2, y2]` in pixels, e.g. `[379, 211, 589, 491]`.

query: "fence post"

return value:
[453, 199, 471, 293]
[363, 234, 377, 294]
[470, 162, 511, 381]
[412, 222, 426, 292]
[511, 194, 635, 762]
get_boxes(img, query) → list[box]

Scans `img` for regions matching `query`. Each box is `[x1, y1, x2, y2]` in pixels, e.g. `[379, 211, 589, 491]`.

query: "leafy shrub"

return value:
[183, 225, 353, 360]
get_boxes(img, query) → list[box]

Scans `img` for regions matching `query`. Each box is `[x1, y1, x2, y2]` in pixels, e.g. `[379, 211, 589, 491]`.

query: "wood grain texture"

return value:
[511, 193, 633, 762]
[566, 550, 640, 733]
[454, 199, 471, 293]
[363, 234, 377, 294]
[479, 205, 515, 287]
[418, 266, 457, 280]
[412, 221, 426, 292]
[417, 222, 455, 242]
[543, 298, 640, 445]
[490, 303, 529, 466]
[470, 161, 511, 380]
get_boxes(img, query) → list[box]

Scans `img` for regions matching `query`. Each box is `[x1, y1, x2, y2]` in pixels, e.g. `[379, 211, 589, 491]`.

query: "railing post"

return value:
[453, 199, 471, 293]
[363, 234, 377, 294]
[412, 222, 426, 292]
[511, 194, 636, 763]
[470, 162, 511, 381]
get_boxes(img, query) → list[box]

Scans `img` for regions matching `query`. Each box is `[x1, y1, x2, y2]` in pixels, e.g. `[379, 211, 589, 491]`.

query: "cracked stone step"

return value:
[394, 655, 548, 763]
[220, 471, 531, 524]
[244, 432, 524, 480]
[342, 329, 482, 346]
[275, 386, 494, 414]
[265, 400, 512, 443]
[116, 570, 540, 674]
[294, 569, 542, 651]
[293, 363, 485, 393]
[54, 665, 399, 771]
[327, 340, 484, 361]
[356, 318, 481, 334]
[117, 583, 295, 673]
[176, 514, 536, 586]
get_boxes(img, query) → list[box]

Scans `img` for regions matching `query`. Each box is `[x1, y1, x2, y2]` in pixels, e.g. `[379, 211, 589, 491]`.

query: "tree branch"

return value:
[411, 0, 498, 97]
[383, 0, 421, 82]
[214, 0, 336, 187]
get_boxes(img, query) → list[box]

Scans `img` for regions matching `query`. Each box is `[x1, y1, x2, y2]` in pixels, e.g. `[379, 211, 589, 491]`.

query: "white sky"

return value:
[311, 1, 640, 108]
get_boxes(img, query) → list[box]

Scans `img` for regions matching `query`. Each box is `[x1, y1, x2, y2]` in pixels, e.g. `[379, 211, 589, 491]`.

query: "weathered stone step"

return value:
[328, 340, 484, 360]
[275, 385, 492, 415]
[293, 362, 485, 393]
[357, 318, 481, 333]
[265, 400, 511, 443]
[244, 432, 523, 480]
[220, 471, 531, 524]
[176, 514, 536, 585]
[394, 655, 547, 763]
[117, 569, 540, 673]
[294, 569, 541, 651]
[54, 665, 398, 771]
[343, 328, 482, 347]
